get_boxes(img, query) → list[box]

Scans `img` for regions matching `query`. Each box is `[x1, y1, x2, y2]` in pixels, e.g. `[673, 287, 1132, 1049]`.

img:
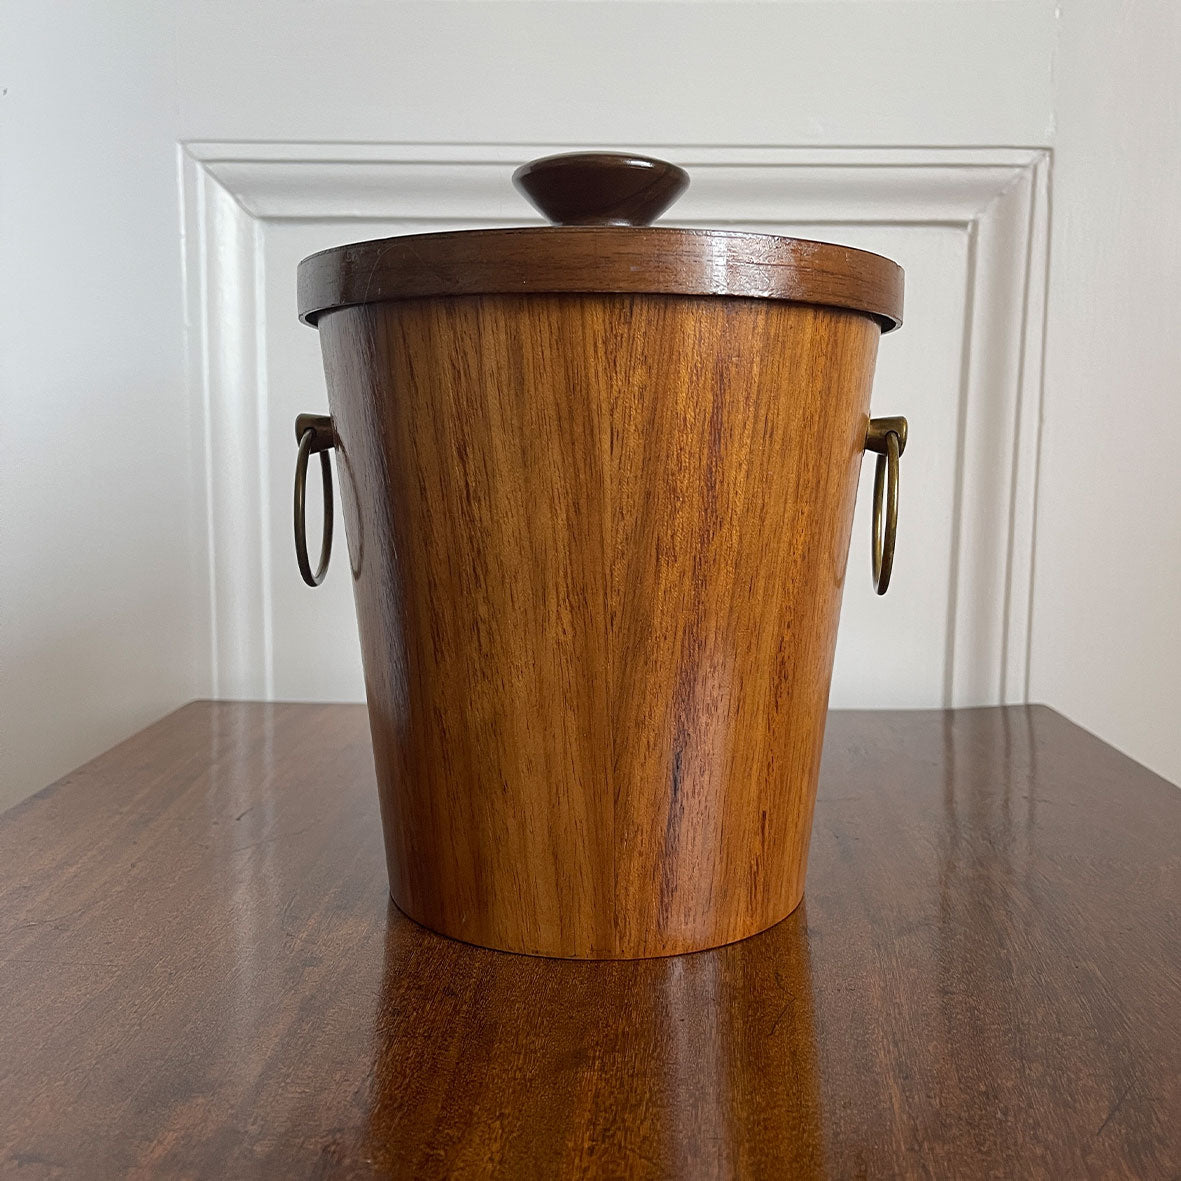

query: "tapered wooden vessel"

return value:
[296, 153, 906, 957]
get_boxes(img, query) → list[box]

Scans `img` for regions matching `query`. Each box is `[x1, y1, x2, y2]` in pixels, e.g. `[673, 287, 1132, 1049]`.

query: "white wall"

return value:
[0, 1, 204, 810]
[175, 1, 1055, 147]
[1030, 0, 1181, 786]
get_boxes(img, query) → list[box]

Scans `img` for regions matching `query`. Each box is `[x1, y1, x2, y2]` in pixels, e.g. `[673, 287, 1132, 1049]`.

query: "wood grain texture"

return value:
[297, 227, 904, 331]
[1, 703, 1178, 1178]
[318, 294, 881, 957]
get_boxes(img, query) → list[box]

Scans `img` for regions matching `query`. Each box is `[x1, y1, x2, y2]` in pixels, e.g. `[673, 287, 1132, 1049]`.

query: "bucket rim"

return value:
[297, 226, 904, 332]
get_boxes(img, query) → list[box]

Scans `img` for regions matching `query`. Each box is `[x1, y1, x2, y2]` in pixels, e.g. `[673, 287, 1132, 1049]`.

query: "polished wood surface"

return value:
[1, 703, 1177, 1178]
[320, 294, 881, 957]
[299, 226, 903, 330]
[512, 151, 691, 226]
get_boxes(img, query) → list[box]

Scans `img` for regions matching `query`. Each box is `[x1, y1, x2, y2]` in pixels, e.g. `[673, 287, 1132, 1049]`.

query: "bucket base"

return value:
[387, 889, 807, 961]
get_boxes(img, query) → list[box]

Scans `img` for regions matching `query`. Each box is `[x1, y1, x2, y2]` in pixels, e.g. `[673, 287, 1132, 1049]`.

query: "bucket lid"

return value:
[297, 152, 903, 330]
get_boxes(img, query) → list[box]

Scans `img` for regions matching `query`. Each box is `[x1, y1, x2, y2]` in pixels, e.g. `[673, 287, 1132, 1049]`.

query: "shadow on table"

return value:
[360, 900, 826, 1177]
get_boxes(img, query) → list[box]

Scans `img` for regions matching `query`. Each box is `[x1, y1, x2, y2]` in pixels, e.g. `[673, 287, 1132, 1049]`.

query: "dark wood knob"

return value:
[512, 152, 690, 227]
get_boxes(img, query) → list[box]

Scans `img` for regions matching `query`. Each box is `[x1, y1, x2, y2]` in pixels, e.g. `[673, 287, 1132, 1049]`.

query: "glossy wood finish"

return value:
[297, 227, 904, 330]
[2, 703, 1178, 1178]
[319, 294, 881, 957]
[512, 151, 691, 226]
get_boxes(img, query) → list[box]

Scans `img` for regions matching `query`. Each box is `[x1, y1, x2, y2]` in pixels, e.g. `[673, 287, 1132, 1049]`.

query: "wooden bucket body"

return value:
[316, 292, 881, 957]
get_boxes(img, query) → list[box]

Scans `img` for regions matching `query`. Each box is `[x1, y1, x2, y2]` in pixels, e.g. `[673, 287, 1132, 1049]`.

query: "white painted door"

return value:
[181, 2, 1055, 711]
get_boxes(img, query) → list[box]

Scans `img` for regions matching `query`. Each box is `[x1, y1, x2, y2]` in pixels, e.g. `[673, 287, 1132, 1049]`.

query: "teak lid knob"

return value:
[512, 152, 690, 227]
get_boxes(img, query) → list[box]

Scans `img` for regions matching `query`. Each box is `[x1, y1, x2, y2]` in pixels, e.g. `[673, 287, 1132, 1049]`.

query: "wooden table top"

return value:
[1, 703, 1177, 1179]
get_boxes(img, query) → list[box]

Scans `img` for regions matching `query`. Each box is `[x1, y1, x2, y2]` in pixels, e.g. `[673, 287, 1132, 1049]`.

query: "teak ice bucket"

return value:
[294, 153, 907, 958]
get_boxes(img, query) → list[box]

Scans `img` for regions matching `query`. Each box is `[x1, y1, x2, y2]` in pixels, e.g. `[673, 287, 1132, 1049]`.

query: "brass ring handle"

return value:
[294, 414, 335, 587]
[865, 416, 908, 595]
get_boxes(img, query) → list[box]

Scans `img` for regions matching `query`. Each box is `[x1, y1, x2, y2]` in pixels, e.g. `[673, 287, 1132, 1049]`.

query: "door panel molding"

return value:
[181, 142, 1049, 706]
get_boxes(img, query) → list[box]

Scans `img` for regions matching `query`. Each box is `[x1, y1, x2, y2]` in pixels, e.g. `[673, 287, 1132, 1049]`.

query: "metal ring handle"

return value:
[294, 414, 335, 587]
[871, 431, 900, 594]
[865, 416, 907, 596]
